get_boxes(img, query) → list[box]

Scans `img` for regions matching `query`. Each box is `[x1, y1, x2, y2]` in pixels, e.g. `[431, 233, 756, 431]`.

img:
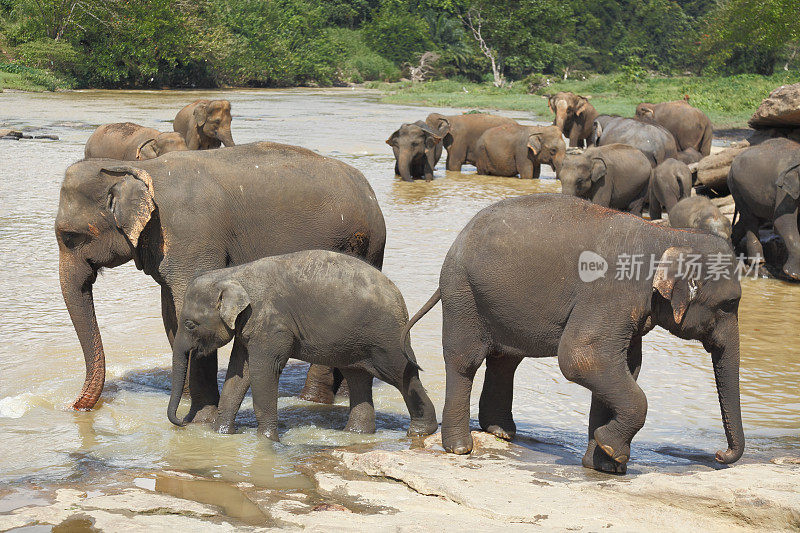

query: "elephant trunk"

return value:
[168, 336, 192, 427]
[554, 101, 568, 134]
[710, 323, 745, 464]
[397, 153, 414, 181]
[218, 129, 235, 147]
[59, 253, 105, 411]
[551, 152, 565, 174]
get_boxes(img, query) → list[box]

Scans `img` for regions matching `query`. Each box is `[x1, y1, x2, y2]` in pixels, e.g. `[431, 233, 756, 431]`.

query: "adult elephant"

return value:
[546, 92, 599, 148]
[173, 100, 235, 150]
[636, 101, 713, 157]
[558, 144, 652, 215]
[56, 142, 386, 421]
[425, 112, 517, 171]
[593, 116, 678, 167]
[728, 138, 800, 280]
[85, 123, 189, 161]
[474, 124, 565, 179]
[405, 193, 744, 473]
[386, 121, 444, 181]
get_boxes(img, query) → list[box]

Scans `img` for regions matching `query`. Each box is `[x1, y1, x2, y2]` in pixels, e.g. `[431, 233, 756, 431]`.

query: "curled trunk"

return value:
[710, 327, 745, 464]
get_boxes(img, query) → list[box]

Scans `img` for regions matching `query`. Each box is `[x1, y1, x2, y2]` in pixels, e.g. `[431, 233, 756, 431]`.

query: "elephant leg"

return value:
[341, 368, 375, 434]
[773, 200, 800, 280]
[478, 354, 523, 440]
[298, 364, 339, 404]
[249, 333, 292, 441]
[214, 338, 250, 434]
[582, 336, 642, 474]
[739, 211, 765, 266]
[372, 347, 437, 437]
[446, 144, 466, 171]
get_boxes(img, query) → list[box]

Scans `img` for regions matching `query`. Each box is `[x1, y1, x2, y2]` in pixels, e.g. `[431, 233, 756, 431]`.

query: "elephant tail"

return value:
[401, 288, 441, 370]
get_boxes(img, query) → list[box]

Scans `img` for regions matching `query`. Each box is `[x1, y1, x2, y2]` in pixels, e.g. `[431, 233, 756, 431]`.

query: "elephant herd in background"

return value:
[56, 93, 755, 481]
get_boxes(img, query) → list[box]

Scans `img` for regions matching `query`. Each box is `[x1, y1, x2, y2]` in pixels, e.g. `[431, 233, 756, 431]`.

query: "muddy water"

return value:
[0, 89, 798, 509]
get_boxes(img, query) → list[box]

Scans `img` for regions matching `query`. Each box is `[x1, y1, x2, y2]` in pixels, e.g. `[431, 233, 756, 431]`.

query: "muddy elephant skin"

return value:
[386, 120, 444, 181]
[474, 124, 565, 179]
[173, 99, 235, 150]
[85, 122, 189, 161]
[547, 91, 599, 148]
[636, 101, 713, 157]
[425, 113, 517, 171]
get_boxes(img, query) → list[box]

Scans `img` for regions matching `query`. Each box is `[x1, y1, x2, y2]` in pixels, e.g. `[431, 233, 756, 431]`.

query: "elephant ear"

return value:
[386, 130, 399, 147]
[217, 280, 251, 330]
[192, 103, 208, 127]
[103, 166, 156, 247]
[575, 97, 590, 116]
[590, 121, 603, 145]
[589, 157, 607, 182]
[527, 133, 543, 157]
[136, 138, 157, 160]
[776, 162, 800, 201]
[652, 246, 701, 324]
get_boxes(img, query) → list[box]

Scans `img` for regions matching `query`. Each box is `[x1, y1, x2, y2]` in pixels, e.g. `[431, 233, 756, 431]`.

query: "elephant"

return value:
[386, 120, 444, 181]
[728, 137, 800, 280]
[56, 142, 386, 421]
[648, 158, 693, 220]
[636, 101, 713, 157]
[558, 144, 652, 215]
[425, 112, 517, 171]
[668, 196, 732, 240]
[173, 100, 235, 150]
[675, 147, 703, 165]
[168, 250, 438, 439]
[84, 123, 189, 161]
[593, 116, 678, 167]
[404, 193, 744, 473]
[474, 124, 566, 179]
[546, 91, 599, 148]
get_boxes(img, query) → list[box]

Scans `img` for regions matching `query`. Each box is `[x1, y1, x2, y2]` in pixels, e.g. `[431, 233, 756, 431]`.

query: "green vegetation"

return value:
[0, 0, 797, 91]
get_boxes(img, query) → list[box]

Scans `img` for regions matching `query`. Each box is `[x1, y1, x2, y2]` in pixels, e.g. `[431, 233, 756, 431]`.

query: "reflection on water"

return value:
[155, 474, 268, 526]
[0, 89, 798, 500]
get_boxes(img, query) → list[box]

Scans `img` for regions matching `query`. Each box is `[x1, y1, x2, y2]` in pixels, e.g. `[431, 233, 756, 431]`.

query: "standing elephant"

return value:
[668, 197, 732, 240]
[405, 193, 744, 473]
[425, 112, 517, 171]
[636, 101, 713, 157]
[386, 121, 444, 181]
[558, 144, 652, 215]
[593, 116, 678, 167]
[56, 142, 386, 421]
[173, 100, 235, 150]
[474, 124, 565, 179]
[85, 123, 189, 161]
[648, 158, 693, 220]
[546, 92, 599, 148]
[728, 138, 800, 280]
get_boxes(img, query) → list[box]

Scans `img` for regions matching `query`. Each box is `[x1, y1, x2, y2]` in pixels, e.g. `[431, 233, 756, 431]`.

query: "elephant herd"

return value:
[56, 95, 752, 481]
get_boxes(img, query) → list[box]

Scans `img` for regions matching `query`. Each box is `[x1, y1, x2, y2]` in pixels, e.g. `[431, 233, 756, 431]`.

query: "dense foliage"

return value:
[0, 0, 797, 89]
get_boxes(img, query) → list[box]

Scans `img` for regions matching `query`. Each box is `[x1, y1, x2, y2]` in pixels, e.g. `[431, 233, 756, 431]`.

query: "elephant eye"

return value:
[61, 231, 88, 250]
[184, 320, 199, 331]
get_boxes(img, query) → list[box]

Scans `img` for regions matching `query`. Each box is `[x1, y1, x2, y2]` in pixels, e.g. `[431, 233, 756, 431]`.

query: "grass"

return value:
[0, 63, 74, 92]
[368, 72, 800, 129]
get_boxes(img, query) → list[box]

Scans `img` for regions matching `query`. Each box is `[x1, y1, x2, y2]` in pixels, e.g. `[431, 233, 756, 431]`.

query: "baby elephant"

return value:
[85, 122, 189, 160]
[558, 143, 652, 215]
[649, 158, 693, 220]
[386, 120, 444, 181]
[668, 196, 732, 239]
[167, 250, 438, 440]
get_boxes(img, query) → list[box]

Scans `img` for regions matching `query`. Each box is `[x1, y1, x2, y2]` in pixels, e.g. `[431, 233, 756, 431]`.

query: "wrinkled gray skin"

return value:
[728, 138, 800, 280]
[547, 92, 599, 148]
[675, 147, 703, 165]
[168, 250, 438, 439]
[593, 116, 678, 167]
[668, 196, 732, 240]
[474, 124, 566, 179]
[426, 113, 517, 171]
[558, 144, 652, 215]
[636, 101, 713, 157]
[386, 121, 444, 181]
[56, 142, 386, 416]
[649, 158, 693, 220]
[405, 194, 744, 474]
[85, 123, 189, 161]
[173, 100, 235, 150]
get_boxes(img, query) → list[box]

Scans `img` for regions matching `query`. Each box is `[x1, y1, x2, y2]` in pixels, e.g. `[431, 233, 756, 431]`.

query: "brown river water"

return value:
[0, 89, 798, 509]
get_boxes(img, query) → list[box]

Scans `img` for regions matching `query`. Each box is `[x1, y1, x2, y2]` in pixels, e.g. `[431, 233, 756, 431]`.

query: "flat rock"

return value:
[750, 83, 800, 128]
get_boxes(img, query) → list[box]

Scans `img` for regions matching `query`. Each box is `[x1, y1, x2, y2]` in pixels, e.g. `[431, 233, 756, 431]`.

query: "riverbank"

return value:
[368, 73, 800, 128]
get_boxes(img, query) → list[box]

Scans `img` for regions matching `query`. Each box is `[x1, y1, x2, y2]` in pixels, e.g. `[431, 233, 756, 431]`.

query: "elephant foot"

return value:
[594, 426, 630, 464]
[298, 384, 335, 405]
[483, 424, 515, 441]
[781, 261, 800, 281]
[212, 419, 236, 434]
[186, 404, 219, 425]
[258, 428, 280, 442]
[344, 418, 376, 434]
[407, 417, 438, 437]
[582, 440, 627, 474]
[442, 430, 473, 455]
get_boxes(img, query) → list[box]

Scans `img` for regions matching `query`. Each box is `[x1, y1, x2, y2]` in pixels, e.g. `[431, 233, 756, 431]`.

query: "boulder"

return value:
[694, 145, 748, 195]
[750, 83, 800, 128]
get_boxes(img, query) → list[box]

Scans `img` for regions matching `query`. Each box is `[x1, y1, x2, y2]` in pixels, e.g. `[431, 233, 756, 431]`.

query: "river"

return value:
[0, 89, 798, 512]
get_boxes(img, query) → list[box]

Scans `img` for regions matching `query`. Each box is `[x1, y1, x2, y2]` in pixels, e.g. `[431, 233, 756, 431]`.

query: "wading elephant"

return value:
[386, 121, 444, 181]
[636, 101, 713, 157]
[474, 124, 565, 179]
[728, 137, 800, 280]
[558, 144, 652, 215]
[56, 142, 386, 421]
[85, 123, 189, 161]
[173, 100, 235, 150]
[168, 250, 438, 439]
[425, 112, 517, 171]
[405, 193, 744, 473]
[546, 92, 599, 148]
[593, 116, 678, 167]
[668, 197, 732, 240]
[648, 158, 693, 220]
